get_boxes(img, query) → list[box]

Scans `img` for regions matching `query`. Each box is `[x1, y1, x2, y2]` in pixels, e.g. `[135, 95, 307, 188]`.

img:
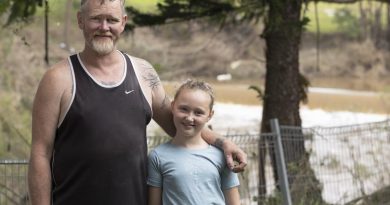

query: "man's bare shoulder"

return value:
[44, 58, 68, 76]
[39, 58, 72, 93]
[127, 55, 161, 89]
[129, 55, 154, 70]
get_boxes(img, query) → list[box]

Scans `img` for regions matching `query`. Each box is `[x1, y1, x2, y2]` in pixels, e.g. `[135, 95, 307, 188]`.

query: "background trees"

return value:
[0, 0, 43, 25]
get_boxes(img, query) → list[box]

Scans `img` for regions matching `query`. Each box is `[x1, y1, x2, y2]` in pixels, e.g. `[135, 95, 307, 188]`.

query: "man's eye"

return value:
[108, 19, 119, 23]
[90, 17, 100, 22]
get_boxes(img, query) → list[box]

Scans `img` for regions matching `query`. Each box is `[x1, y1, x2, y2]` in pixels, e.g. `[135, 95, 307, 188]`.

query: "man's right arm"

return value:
[28, 63, 69, 205]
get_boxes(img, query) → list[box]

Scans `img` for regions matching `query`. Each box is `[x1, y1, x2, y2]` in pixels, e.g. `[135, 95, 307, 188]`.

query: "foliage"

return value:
[333, 7, 360, 38]
[299, 73, 310, 104]
[1, 0, 44, 26]
[126, 0, 267, 31]
[126, 0, 160, 12]
[248, 85, 264, 101]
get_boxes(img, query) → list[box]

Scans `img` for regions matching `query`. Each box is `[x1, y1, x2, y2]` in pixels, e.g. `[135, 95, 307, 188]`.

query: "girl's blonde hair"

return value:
[174, 79, 215, 109]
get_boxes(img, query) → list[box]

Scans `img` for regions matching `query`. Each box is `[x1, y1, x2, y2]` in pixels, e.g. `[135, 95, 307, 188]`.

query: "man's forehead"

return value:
[81, 0, 126, 15]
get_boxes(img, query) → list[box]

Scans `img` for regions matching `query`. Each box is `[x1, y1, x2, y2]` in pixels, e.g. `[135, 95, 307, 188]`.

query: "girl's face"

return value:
[171, 88, 214, 138]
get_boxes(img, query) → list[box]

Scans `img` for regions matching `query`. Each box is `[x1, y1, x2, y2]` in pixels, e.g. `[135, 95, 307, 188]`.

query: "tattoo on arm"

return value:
[144, 71, 160, 90]
[141, 61, 161, 90]
[214, 138, 225, 149]
[160, 94, 170, 109]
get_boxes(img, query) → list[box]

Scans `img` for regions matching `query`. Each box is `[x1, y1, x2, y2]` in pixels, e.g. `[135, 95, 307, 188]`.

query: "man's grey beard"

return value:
[91, 38, 115, 55]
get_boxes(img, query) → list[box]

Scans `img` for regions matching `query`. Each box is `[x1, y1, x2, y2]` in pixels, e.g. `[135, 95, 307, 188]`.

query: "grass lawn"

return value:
[303, 2, 348, 33]
[304, 1, 386, 34]
[126, 0, 160, 12]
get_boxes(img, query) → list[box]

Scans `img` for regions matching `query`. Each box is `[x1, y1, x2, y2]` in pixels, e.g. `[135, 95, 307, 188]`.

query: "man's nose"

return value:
[98, 20, 110, 31]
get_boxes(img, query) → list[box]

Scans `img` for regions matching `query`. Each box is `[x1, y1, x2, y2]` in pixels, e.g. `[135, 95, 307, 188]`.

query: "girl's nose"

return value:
[185, 115, 194, 122]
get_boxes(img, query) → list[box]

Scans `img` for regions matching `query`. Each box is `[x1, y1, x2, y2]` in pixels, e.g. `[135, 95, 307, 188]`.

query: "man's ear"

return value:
[122, 15, 128, 25]
[77, 12, 83, 29]
[120, 15, 128, 31]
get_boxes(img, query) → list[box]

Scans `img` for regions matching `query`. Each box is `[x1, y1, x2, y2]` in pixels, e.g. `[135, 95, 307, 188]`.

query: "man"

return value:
[28, 0, 247, 204]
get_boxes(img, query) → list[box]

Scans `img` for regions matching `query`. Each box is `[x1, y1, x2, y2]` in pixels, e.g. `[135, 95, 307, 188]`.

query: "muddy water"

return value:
[163, 78, 390, 114]
[146, 79, 389, 134]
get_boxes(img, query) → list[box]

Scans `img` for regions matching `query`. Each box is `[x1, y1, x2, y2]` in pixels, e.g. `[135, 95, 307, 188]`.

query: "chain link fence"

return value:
[0, 119, 389, 204]
[0, 160, 29, 205]
[298, 119, 390, 204]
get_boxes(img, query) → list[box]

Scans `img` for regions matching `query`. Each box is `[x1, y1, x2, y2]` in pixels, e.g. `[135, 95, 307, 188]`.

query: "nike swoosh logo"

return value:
[125, 90, 135, 94]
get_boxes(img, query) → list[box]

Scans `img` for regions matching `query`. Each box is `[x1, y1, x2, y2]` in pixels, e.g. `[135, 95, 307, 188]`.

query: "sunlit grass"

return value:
[126, 0, 160, 12]
[303, 2, 347, 33]
[303, 1, 386, 34]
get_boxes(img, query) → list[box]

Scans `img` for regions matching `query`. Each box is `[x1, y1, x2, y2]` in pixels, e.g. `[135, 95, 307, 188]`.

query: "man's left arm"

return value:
[201, 127, 247, 173]
[133, 57, 176, 138]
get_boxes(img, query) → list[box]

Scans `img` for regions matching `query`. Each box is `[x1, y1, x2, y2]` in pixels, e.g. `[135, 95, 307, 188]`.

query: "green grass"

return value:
[33, 0, 160, 19]
[303, 1, 386, 34]
[126, 0, 159, 12]
[304, 2, 355, 33]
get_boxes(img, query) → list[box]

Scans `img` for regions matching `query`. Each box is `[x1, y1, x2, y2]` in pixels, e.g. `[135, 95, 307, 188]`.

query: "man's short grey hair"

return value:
[80, 0, 126, 14]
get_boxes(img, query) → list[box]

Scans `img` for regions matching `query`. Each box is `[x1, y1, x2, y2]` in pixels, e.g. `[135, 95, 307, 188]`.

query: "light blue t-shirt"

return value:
[147, 141, 240, 205]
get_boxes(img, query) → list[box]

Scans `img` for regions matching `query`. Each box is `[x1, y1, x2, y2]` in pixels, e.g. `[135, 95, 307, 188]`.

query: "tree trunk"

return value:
[260, 0, 303, 192]
[63, 0, 73, 51]
[44, 0, 49, 65]
[258, 0, 324, 203]
[359, 1, 368, 41]
[261, 0, 303, 145]
[373, 3, 382, 48]
[386, 4, 390, 71]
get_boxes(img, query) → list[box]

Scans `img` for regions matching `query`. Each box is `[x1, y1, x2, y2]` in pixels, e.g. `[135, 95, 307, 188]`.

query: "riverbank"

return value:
[146, 102, 389, 135]
[163, 81, 390, 114]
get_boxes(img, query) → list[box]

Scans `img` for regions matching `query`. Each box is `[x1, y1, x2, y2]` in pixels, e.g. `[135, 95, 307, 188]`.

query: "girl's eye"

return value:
[195, 111, 204, 116]
[179, 107, 188, 112]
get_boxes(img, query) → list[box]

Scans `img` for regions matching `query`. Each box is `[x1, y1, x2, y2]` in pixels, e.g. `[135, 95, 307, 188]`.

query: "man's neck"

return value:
[79, 48, 120, 69]
[78, 48, 125, 85]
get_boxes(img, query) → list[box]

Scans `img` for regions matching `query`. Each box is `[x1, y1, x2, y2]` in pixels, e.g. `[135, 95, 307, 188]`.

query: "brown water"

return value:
[163, 78, 390, 114]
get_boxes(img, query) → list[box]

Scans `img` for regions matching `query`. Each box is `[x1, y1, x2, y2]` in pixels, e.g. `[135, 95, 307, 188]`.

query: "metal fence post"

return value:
[270, 119, 292, 205]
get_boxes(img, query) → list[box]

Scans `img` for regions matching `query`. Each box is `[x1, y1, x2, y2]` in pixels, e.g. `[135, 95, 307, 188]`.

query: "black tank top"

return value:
[51, 52, 151, 205]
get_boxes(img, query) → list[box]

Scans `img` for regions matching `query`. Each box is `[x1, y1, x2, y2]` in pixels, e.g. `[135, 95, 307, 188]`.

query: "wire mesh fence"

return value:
[0, 160, 29, 205]
[295, 119, 390, 204]
[0, 119, 389, 204]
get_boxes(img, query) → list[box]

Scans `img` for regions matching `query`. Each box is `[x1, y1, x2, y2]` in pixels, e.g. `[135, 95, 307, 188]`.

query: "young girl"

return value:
[147, 79, 240, 205]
